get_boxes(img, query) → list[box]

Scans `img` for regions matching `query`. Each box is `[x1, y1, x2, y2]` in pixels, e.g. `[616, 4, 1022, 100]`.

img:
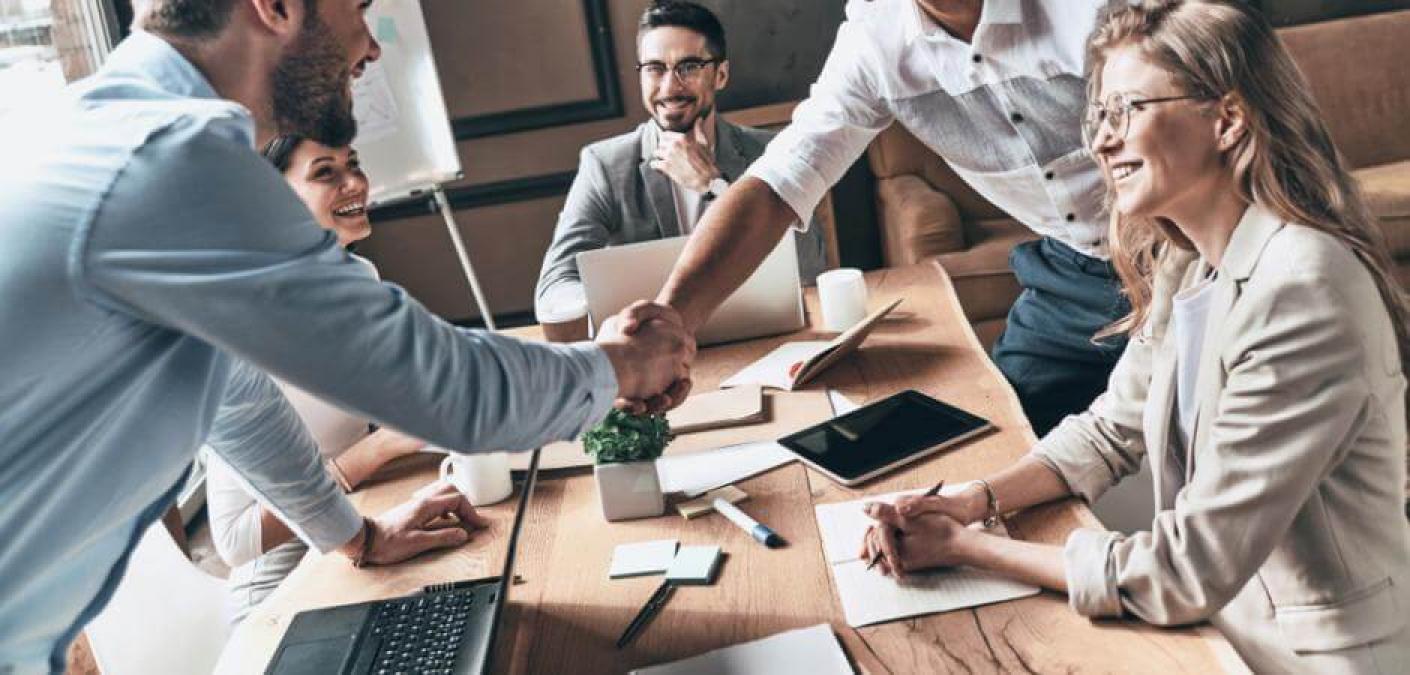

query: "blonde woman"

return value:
[861, 1, 1410, 671]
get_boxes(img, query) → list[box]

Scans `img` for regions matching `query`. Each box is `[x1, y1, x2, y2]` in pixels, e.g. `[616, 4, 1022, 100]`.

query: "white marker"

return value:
[712, 498, 785, 548]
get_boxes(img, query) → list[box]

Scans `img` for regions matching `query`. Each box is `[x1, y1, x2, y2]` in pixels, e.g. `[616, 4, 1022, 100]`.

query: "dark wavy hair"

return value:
[260, 134, 305, 173]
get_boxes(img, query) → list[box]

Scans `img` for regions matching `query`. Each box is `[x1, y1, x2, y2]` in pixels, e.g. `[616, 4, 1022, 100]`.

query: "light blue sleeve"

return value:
[78, 114, 617, 454]
[205, 361, 362, 554]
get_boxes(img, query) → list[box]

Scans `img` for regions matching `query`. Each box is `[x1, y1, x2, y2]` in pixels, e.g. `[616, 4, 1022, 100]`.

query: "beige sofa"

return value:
[866, 9, 1410, 349]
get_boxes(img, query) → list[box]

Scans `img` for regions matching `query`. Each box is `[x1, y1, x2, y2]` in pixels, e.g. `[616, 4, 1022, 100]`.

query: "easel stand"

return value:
[432, 185, 496, 331]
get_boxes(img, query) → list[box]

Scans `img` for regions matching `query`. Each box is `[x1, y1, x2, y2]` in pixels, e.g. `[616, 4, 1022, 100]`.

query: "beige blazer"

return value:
[1034, 204, 1410, 673]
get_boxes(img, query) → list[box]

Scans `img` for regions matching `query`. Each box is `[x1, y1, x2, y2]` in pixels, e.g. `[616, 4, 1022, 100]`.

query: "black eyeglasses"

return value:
[635, 57, 721, 82]
[1083, 93, 1215, 145]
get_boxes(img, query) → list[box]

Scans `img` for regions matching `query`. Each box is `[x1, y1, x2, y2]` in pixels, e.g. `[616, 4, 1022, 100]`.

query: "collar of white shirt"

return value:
[903, 0, 1023, 45]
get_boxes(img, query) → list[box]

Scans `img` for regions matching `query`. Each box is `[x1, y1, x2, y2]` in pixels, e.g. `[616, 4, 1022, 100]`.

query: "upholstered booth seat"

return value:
[866, 9, 1410, 348]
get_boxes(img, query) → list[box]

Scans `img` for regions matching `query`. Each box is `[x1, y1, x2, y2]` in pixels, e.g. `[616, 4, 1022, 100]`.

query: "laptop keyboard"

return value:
[366, 588, 483, 674]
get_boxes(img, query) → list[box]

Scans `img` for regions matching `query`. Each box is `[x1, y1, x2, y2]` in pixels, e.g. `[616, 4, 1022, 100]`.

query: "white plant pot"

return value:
[594, 460, 665, 521]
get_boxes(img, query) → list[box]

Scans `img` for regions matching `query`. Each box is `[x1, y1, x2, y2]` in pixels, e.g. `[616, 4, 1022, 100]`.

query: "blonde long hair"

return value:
[1087, 0, 1410, 380]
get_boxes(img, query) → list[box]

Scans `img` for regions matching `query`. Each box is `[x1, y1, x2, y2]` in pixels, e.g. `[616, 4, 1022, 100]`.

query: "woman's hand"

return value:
[341, 481, 492, 566]
[363, 427, 426, 463]
[858, 502, 973, 577]
[894, 483, 989, 525]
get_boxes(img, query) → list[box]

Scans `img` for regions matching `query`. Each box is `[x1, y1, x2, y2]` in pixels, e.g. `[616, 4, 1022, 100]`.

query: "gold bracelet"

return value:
[973, 479, 1001, 529]
[325, 456, 353, 493]
[350, 517, 375, 568]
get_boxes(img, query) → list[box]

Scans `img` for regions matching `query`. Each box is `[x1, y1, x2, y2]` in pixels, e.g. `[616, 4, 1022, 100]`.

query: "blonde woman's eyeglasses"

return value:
[1083, 93, 1214, 146]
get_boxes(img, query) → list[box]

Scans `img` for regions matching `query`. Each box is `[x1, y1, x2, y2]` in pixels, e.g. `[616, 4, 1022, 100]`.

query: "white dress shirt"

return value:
[746, 0, 1112, 258]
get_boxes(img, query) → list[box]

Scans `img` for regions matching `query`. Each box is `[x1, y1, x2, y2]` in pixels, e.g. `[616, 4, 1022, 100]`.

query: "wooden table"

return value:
[216, 263, 1245, 674]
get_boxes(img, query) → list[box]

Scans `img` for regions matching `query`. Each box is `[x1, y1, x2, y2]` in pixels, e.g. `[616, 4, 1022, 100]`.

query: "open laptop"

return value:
[263, 449, 543, 674]
[577, 234, 805, 346]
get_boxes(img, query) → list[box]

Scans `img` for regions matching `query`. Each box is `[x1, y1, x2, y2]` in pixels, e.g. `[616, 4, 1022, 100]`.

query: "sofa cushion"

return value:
[874, 175, 965, 265]
[937, 219, 1036, 323]
[1280, 11, 1410, 170]
[1354, 162, 1410, 265]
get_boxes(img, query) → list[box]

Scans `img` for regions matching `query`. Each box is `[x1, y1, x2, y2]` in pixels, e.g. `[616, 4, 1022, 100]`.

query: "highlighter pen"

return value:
[712, 498, 786, 548]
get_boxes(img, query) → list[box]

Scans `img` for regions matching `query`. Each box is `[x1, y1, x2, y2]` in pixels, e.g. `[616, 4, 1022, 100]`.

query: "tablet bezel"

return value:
[777, 390, 992, 486]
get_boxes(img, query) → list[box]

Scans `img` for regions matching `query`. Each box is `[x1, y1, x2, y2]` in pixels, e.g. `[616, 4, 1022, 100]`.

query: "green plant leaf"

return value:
[583, 409, 673, 464]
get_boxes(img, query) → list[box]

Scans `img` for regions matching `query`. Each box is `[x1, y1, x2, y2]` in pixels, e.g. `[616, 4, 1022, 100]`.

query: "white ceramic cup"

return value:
[438, 452, 513, 506]
[816, 268, 869, 331]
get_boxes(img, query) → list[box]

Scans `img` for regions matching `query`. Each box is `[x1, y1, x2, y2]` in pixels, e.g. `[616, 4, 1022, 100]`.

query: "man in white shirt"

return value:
[534, 0, 828, 342]
[650, 0, 1125, 434]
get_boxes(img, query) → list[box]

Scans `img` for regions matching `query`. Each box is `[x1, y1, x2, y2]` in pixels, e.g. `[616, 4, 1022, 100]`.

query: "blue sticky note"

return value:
[376, 16, 399, 45]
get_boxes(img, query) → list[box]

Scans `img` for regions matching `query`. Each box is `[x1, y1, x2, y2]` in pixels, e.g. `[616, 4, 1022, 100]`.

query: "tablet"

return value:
[777, 390, 991, 486]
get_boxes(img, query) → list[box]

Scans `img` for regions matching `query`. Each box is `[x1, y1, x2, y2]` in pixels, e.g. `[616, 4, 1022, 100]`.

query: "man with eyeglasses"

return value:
[650, 0, 1127, 435]
[534, 0, 828, 342]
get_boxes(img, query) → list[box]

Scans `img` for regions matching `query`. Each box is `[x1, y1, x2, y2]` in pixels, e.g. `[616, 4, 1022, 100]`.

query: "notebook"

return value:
[721, 299, 902, 391]
[814, 488, 1040, 627]
[631, 624, 852, 675]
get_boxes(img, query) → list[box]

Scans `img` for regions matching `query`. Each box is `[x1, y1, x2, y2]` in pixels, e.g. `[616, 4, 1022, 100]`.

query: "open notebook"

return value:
[814, 488, 1041, 627]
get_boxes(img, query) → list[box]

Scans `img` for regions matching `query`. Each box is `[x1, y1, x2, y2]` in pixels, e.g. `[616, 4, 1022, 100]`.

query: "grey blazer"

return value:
[1035, 204, 1410, 673]
[534, 118, 828, 322]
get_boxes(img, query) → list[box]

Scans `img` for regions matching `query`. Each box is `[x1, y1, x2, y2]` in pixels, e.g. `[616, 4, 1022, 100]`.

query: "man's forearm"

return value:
[658, 177, 796, 331]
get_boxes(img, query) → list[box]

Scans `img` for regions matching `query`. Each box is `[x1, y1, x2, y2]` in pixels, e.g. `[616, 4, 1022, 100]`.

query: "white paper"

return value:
[631, 623, 853, 675]
[720, 342, 830, 391]
[609, 539, 679, 579]
[814, 489, 1041, 627]
[351, 60, 400, 145]
[655, 442, 796, 497]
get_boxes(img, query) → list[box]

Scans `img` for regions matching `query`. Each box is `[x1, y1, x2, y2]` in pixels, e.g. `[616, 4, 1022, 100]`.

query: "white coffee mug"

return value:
[438, 452, 513, 506]
[816, 268, 869, 331]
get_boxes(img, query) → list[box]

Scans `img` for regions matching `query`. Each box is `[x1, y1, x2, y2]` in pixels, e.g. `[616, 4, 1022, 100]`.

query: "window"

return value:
[0, 0, 121, 116]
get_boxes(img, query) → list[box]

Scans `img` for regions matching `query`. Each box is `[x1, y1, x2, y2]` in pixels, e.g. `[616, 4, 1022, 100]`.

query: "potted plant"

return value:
[583, 409, 673, 521]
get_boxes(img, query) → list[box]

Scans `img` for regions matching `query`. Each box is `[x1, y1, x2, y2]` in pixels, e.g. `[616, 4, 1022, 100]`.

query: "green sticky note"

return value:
[376, 16, 399, 45]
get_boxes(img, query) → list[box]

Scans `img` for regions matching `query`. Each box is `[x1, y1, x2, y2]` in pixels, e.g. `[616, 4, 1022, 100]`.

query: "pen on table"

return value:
[713, 498, 786, 548]
[616, 580, 674, 649]
[866, 479, 944, 571]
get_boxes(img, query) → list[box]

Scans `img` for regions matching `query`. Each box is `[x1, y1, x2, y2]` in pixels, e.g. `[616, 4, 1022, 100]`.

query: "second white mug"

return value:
[816, 268, 869, 331]
[438, 452, 513, 506]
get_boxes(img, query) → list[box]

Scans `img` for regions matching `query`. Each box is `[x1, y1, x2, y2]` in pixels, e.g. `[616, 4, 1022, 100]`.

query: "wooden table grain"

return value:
[215, 262, 1246, 674]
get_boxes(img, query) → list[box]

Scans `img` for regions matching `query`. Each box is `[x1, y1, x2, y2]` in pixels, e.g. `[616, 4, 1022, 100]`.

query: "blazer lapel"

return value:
[1143, 250, 1199, 510]
[713, 119, 752, 182]
[1185, 205, 1286, 477]
[638, 123, 682, 239]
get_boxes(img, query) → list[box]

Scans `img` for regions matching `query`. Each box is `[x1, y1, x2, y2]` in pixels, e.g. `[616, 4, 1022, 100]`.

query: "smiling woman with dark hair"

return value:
[203, 137, 482, 624]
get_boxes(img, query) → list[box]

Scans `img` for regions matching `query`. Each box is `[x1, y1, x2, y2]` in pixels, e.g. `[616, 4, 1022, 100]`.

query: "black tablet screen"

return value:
[778, 390, 988, 481]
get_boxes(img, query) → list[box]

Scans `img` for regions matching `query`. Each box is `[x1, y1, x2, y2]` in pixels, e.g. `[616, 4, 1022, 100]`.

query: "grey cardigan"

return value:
[534, 118, 828, 323]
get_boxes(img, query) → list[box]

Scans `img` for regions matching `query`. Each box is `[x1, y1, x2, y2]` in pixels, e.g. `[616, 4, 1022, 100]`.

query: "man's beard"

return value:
[271, 14, 357, 146]
[655, 101, 712, 134]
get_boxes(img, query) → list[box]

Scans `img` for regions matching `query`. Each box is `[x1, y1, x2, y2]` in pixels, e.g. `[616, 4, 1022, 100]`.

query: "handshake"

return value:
[594, 300, 698, 414]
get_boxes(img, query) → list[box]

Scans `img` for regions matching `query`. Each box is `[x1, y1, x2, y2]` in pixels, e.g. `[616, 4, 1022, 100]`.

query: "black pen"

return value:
[866, 479, 944, 571]
[616, 580, 675, 648]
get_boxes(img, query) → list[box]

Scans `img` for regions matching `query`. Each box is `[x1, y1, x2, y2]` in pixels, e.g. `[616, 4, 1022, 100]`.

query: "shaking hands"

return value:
[595, 300, 696, 414]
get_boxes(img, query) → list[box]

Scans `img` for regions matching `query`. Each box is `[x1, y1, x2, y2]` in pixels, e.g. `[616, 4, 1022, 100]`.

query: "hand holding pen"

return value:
[862, 480, 943, 571]
[859, 479, 978, 577]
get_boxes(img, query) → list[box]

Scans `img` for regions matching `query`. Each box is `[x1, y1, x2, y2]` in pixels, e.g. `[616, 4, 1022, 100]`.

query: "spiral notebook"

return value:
[814, 488, 1040, 627]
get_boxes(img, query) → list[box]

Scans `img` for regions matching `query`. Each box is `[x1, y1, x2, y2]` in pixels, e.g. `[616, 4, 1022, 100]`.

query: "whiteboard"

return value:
[352, 0, 461, 205]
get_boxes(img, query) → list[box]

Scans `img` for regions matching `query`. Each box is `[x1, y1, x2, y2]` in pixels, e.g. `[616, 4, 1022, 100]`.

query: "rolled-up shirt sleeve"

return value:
[78, 115, 617, 454]
[204, 361, 361, 555]
[744, 19, 893, 229]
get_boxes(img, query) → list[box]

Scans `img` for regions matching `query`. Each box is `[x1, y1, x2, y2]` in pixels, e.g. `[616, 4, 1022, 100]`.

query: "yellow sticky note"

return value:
[675, 485, 749, 519]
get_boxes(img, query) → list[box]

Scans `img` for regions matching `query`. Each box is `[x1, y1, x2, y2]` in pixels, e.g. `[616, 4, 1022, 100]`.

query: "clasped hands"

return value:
[859, 484, 991, 577]
[595, 299, 697, 414]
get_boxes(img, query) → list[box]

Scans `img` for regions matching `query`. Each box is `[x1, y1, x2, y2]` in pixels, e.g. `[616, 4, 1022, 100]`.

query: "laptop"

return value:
[263, 449, 544, 675]
[577, 234, 805, 346]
